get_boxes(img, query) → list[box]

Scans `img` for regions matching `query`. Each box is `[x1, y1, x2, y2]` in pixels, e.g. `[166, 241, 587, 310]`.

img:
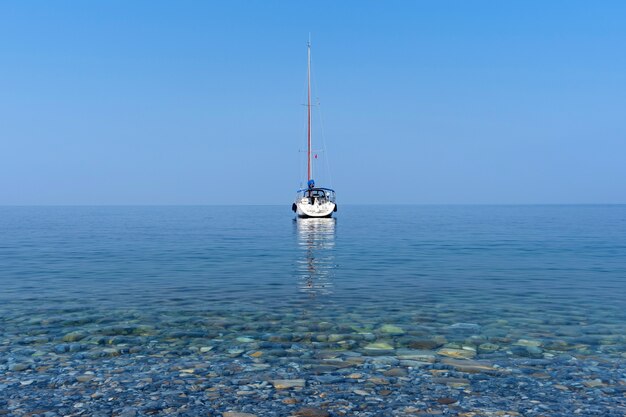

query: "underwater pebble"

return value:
[8, 363, 30, 372]
[269, 379, 305, 389]
[62, 331, 87, 342]
[1, 307, 625, 417]
[364, 342, 394, 351]
[379, 324, 405, 335]
[294, 407, 330, 417]
[437, 347, 476, 359]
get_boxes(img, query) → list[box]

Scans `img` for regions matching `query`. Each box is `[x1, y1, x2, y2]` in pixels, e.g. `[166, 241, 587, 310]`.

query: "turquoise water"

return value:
[1, 205, 625, 415]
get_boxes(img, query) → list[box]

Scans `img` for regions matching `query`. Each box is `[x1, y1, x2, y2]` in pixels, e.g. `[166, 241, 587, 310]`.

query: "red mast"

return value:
[307, 38, 312, 183]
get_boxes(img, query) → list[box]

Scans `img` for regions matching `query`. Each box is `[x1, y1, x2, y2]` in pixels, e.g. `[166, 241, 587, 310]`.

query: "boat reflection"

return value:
[295, 217, 336, 297]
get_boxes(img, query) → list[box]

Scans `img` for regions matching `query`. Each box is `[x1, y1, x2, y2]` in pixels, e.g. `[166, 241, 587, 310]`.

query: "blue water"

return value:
[1, 205, 626, 361]
[2, 205, 625, 319]
[2, 205, 626, 416]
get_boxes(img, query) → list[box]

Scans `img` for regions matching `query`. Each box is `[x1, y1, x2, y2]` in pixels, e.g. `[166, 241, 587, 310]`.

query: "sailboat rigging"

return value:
[292, 38, 337, 218]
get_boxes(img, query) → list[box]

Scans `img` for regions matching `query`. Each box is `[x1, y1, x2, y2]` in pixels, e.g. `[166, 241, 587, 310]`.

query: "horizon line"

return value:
[1, 203, 625, 207]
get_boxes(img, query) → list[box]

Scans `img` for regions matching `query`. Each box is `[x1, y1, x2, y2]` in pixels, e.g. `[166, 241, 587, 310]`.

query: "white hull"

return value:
[296, 199, 336, 218]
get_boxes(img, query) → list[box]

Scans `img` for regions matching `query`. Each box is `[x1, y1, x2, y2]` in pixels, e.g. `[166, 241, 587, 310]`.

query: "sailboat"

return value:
[292, 39, 337, 218]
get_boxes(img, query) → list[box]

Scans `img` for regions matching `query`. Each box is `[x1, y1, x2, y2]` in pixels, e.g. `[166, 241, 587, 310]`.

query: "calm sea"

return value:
[2, 205, 626, 415]
[1, 205, 625, 323]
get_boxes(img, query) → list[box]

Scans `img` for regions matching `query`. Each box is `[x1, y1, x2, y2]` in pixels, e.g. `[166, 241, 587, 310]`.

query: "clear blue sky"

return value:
[1, 1, 625, 204]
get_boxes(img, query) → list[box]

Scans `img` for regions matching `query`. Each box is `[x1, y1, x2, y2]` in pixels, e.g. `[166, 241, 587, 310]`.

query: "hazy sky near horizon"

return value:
[1, 1, 625, 205]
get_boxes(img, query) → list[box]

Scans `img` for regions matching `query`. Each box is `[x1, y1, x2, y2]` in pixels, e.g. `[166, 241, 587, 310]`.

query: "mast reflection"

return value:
[295, 218, 336, 297]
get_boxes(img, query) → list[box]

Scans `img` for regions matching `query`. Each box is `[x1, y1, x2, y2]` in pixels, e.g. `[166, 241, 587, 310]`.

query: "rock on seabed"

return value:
[223, 413, 259, 417]
[269, 379, 305, 389]
[437, 347, 476, 359]
[295, 407, 330, 417]
[379, 324, 405, 335]
[364, 342, 394, 350]
[442, 358, 497, 373]
[8, 363, 30, 372]
[62, 331, 86, 342]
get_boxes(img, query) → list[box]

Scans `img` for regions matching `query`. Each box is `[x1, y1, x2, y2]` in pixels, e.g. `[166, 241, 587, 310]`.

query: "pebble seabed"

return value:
[1, 306, 625, 417]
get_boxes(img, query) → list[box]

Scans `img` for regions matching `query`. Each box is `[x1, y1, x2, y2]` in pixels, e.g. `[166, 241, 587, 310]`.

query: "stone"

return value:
[437, 397, 458, 405]
[223, 413, 258, 417]
[76, 374, 95, 383]
[526, 346, 543, 358]
[371, 377, 392, 386]
[370, 356, 399, 365]
[408, 339, 444, 350]
[379, 324, 405, 335]
[364, 342, 394, 351]
[269, 379, 305, 389]
[583, 379, 605, 388]
[8, 363, 29, 372]
[327, 334, 344, 342]
[68, 343, 83, 352]
[442, 358, 497, 373]
[308, 365, 338, 374]
[478, 343, 499, 353]
[295, 407, 330, 417]
[119, 408, 136, 417]
[54, 344, 68, 354]
[102, 348, 120, 357]
[282, 398, 299, 405]
[132, 325, 155, 335]
[432, 377, 470, 387]
[236, 337, 255, 343]
[62, 331, 86, 342]
[228, 349, 244, 357]
[399, 360, 430, 368]
[317, 322, 333, 330]
[383, 367, 408, 377]
[437, 347, 476, 359]
[514, 339, 542, 347]
[544, 340, 573, 351]
[396, 349, 436, 363]
[314, 375, 343, 384]
[344, 356, 366, 365]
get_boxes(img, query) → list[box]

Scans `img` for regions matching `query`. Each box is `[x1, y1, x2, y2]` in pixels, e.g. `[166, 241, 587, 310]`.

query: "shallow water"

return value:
[1, 205, 625, 416]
